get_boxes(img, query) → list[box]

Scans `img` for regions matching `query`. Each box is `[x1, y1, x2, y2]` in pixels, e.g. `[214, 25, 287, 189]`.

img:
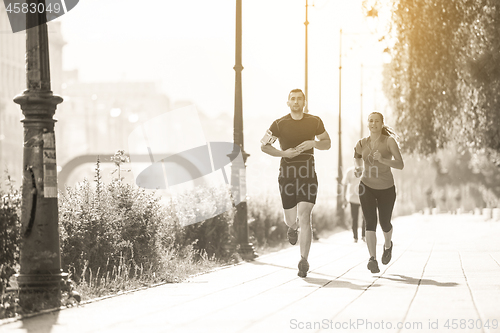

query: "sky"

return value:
[58, 0, 390, 122]
[55, 0, 394, 197]
[0, 0, 397, 204]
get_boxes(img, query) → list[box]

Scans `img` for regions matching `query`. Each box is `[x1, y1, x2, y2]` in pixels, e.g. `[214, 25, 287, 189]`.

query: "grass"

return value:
[0, 177, 345, 320]
[73, 248, 221, 302]
[0, 248, 223, 320]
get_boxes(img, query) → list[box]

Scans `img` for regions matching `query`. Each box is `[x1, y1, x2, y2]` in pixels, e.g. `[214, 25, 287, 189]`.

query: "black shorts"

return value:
[278, 174, 318, 209]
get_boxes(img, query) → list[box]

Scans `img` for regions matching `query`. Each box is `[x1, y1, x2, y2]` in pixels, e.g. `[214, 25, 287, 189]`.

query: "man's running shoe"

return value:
[382, 241, 393, 265]
[287, 227, 298, 245]
[367, 256, 380, 273]
[298, 257, 309, 278]
[312, 228, 319, 241]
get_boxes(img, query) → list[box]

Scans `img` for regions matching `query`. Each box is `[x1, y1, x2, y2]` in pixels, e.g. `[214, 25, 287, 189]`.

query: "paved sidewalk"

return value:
[1, 213, 500, 333]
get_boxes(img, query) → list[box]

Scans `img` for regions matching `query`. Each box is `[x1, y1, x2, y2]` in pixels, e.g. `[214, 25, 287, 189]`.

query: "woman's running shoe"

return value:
[367, 256, 380, 273]
[382, 241, 393, 265]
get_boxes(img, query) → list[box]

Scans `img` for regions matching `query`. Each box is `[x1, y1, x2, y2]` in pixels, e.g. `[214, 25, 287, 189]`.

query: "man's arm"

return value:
[260, 127, 302, 158]
[294, 130, 332, 152]
[315, 131, 331, 150]
[261, 144, 301, 158]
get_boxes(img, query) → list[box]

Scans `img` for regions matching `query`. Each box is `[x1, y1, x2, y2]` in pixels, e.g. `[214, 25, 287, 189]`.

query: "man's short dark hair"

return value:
[288, 89, 305, 100]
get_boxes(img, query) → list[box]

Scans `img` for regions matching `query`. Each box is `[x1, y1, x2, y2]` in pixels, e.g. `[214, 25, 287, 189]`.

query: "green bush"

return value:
[247, 194, 287, 247]
[0, 175, 21, 295]
[247, 192, 342, 248]
[173, 185, 238, 261]
[59, 160, 184, 283]
[59, 160, 241, 283]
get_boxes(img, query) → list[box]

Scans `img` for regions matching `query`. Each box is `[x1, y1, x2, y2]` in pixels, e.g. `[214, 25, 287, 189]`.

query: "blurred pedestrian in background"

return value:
[342, 166, 366, 243]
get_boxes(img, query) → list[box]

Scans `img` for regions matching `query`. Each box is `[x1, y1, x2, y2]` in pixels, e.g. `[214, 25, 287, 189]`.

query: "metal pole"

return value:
[304, 0, 309, 113]
[336, 29, 344, 224]
[231, 0, 256, 260]
[14, 1, 66, 311]
[360, 62, 364, 138]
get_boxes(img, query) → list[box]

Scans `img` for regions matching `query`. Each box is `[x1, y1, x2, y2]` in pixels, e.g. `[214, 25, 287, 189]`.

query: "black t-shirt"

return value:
[268, 113, 326, 167]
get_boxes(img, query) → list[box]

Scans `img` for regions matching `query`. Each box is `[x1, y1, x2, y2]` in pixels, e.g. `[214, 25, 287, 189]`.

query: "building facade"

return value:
[57, 73, 172, 186]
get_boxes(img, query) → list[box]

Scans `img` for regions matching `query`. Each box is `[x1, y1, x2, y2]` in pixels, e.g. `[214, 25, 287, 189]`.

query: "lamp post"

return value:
[231, 0, 256, 260]
[336, 29, 344, 224]
[360, 62, 364, 138]
[304, 0, 309, 113]
[13, 1, 66, 310]
[337, 29, 380, 224]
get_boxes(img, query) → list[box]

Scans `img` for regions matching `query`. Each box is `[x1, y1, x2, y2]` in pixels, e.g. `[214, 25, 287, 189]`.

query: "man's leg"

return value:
[361, 215, 366, 241]
[279, 177, 300, 245]
[297, 201, 315, 260]
[283, 206, 299, 229]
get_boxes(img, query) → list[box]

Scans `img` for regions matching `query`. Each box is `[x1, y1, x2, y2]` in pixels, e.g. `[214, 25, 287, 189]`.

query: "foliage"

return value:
[73, 244, 218, 302]
[0, 174, 21, 295]
[383, 0, 500, 160]
[110, 150, 131, 181]
[391, 145, 500, 214]
[59, 157, 242, 284]
[59, 159, 185, 283]
[247, 192, 342, 248]
[174, 185, 238, 261]
[247, 194, 287, 247]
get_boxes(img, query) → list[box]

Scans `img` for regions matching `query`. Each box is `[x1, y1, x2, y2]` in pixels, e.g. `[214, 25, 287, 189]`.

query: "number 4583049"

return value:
[444, 319, 498, 330]
[6, 2, 62, 14]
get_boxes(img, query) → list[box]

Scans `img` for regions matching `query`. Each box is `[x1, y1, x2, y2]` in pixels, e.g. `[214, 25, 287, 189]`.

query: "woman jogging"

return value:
[353, 112, 404, 273]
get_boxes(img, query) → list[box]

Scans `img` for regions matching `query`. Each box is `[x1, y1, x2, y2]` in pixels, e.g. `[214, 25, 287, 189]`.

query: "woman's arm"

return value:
[374, 137, 404, 170]
[354, 158, 364, 178]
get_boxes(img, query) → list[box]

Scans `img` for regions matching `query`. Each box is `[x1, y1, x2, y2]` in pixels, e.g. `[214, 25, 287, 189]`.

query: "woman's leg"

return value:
[359, 183, 378, 258]
[350, 202, 360, 240]
[378, 186, 397, 249]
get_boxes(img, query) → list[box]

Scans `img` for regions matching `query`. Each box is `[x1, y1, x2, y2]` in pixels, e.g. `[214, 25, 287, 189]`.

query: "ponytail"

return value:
[369, 111, 400, 142]
[382, 125, 400, 142]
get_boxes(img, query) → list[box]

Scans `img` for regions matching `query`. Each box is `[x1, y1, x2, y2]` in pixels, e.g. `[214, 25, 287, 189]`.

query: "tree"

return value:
[382, 0, 500, 161]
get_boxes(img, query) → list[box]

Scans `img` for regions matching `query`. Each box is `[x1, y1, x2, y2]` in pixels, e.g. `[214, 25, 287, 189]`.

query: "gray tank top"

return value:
[354, 135, 394, 189]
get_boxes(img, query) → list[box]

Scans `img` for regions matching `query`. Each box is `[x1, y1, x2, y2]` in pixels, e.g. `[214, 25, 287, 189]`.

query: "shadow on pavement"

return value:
[21, 311, 59, 333]
[19, 310, 60, 333]
[303, 277, 380, 290]
[380, 274, 459, 287]
[249, 260, 341, 279]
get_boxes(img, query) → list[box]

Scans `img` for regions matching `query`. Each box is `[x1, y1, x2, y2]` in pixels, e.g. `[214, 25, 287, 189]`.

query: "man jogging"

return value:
[261, 88, 331, 277]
